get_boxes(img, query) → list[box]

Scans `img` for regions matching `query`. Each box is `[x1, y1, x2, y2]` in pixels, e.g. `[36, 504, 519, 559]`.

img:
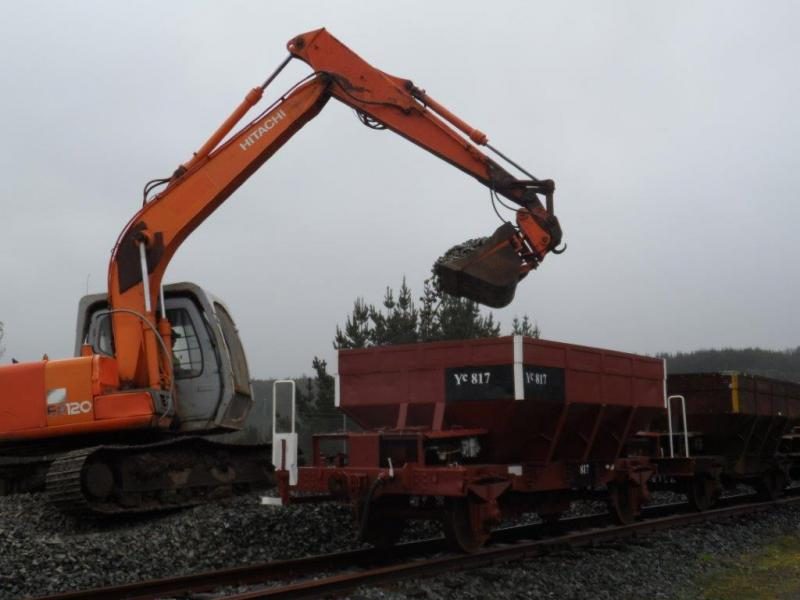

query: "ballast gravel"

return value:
[0, 491, 798, 599]
[353, 502, 800, 600]
[0, 492, 366, 599]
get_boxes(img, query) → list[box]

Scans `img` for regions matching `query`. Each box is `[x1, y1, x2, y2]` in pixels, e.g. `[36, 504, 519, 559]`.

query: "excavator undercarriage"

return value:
[0, 437, 271, 515]
[46, 438, 271, 515]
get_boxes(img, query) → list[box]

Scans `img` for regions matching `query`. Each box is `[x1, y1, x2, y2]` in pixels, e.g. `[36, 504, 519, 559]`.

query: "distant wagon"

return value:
[640, 372, 800, 509]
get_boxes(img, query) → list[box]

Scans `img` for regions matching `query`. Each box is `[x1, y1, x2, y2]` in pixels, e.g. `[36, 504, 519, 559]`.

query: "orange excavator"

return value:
[0, 29, 563, 514]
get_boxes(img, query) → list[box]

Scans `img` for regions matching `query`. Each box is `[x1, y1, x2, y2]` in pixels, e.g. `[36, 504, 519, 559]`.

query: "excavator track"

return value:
[45, 447, 97, 514]
[44, 438, 273, 516]
[0, 451, 54, 495]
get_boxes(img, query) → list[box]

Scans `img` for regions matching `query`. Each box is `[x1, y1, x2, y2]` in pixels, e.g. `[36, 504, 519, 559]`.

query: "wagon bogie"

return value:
[442, 496, 494, 553]
[607, 481, 641, 525]
[685, 474, 722, 511]
[357, 495, 410, 548]
[752, 468, 788, 501]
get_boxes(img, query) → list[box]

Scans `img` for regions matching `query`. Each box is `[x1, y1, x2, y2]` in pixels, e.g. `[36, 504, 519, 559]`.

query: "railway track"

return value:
[31, 493, 800, 600]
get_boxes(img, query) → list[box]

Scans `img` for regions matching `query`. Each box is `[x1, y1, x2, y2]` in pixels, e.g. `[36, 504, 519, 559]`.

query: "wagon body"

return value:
[336, 336, 665, 468]
[666, 372, 800, 476]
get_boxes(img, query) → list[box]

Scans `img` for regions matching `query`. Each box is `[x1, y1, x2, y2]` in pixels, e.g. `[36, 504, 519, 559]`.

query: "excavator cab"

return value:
[75, 282, 253, 433]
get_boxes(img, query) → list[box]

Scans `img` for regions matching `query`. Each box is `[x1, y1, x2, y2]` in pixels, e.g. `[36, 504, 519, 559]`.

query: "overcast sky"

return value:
[0, 1, 797, 378]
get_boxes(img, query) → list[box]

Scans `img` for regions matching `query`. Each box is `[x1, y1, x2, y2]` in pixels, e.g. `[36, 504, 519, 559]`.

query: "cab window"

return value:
[95, 316, 114, 356]
[214, 303, 250, 394]
[167, 308, 203, 378]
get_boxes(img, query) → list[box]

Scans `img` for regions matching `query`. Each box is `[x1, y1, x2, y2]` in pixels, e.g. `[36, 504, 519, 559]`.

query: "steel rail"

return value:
[30, 494, 798, 600]
[220, 495, 800, 600]
[24, 507, 650, 600]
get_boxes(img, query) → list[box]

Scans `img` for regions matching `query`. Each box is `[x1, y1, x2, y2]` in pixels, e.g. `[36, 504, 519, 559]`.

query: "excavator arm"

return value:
[290, 30, 556, 212]
[290, 29, 562, 311]
[108, 28, 563, 391]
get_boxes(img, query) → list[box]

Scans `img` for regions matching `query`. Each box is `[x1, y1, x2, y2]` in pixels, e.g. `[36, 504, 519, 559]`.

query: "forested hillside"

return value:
[659, 347, 800, 383]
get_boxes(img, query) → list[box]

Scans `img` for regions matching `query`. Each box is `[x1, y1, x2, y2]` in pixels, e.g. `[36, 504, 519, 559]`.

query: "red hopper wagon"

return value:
[640, 372, 800, 510]
[276, 336, 665, 551]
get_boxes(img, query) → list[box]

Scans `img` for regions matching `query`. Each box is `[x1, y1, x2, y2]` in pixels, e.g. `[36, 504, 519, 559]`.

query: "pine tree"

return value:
[333, 298, 372, 349]
[417, 277, 442, 342]
[432, 292, 500, 340]
[312, 356, 336, 414]
[332, 274, 524, 349]
[370, 278, 418, 345]
[512, 315, 541, 338]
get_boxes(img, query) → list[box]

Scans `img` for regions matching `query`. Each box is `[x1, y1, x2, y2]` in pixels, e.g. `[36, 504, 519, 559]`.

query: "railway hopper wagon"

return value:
[639, 372, 800, 510]
[277, 336, 665, 552]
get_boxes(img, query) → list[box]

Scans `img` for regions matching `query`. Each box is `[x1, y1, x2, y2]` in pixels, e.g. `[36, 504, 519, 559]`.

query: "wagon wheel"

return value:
[687, 476, 720, 512]
[607, 482, 639, 525]
[359, 499, 407, 549]
[361, 513, 406, 549]
[443, 497, 491, 553]
[754, 470, 785, 501]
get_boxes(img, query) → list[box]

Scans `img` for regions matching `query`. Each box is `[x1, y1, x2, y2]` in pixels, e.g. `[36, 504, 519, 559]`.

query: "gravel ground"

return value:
[1, 491, 797, 599]
[351, 503, 800, 600]
[0, 492, 367, 599]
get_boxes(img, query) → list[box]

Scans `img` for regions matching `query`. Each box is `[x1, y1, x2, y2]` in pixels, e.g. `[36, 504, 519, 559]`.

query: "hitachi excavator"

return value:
[0, 29, 563, 514]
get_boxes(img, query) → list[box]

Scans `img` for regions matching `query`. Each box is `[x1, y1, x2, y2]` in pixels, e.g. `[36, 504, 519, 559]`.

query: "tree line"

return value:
[660, 347, 800, 383]
[252, 278, 799, 457]
[333, 276, 538, 349]
[283, 275, 538, 452]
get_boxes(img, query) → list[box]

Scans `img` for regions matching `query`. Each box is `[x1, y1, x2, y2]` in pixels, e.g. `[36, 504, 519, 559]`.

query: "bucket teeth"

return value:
[435, 223, 523, 309]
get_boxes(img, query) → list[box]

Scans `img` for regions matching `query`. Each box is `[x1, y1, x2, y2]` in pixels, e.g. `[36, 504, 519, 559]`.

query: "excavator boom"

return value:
[111, 27, 562, 389]
[288, 29, 562, 309]
[109, 77, 333, 388]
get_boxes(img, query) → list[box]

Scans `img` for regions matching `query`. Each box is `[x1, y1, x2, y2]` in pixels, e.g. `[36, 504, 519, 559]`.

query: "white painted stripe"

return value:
[334, 352, 341, 407]
[139, 243, 151, 313]
[513, 335, 524, 400]
[261, 496, 284, 506]
[507, 464, 522, 475]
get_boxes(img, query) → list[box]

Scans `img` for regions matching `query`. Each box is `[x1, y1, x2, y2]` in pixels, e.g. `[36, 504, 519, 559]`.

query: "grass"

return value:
[689, 534, 800, 600]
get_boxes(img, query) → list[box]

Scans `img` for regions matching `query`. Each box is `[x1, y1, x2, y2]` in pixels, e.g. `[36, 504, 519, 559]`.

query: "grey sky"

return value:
[1, 1, 797, 378]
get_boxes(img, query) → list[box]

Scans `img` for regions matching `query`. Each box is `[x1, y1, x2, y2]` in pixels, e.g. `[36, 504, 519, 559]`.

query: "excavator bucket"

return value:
[435, 223, 524, 309]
